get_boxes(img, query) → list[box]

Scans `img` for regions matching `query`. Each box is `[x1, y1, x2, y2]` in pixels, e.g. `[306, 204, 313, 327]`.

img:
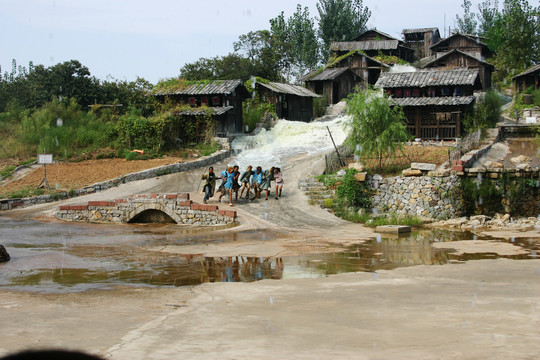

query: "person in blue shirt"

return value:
[250, 166, 263, 200]
[223, 166, 235, 206]
[217, 167, 229, 203]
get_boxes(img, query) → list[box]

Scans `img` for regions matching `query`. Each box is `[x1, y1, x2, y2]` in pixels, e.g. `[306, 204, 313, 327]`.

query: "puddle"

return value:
[0, 218, 538, 293]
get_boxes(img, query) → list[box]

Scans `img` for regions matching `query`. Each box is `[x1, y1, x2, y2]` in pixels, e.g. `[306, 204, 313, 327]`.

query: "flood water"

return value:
[1, 216, 538, 294]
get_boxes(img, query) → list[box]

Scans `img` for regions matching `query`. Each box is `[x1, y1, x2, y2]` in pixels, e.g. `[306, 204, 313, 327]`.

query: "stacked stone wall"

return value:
[370, 175, 463, 220]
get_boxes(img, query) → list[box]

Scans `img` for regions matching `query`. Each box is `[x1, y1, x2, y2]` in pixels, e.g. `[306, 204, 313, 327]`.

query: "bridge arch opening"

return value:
[128, 209, 177, 224]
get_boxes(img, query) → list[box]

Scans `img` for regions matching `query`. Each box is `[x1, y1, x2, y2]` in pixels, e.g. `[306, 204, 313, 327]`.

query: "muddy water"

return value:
[503, 138, 540, 168]
[1, 216, 538, 294]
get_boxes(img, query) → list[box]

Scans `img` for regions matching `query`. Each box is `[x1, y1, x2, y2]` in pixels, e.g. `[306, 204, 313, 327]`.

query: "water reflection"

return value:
[0, 217, 537, 293]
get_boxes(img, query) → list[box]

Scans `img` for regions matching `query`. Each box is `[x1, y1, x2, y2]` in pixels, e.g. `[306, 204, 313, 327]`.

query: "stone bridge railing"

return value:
[54, 193, 237, 226]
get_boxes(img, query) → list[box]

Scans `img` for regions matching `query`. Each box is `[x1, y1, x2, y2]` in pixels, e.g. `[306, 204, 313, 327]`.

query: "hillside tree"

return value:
[456, 0, 478, 34]
[317, 0, 371, 61]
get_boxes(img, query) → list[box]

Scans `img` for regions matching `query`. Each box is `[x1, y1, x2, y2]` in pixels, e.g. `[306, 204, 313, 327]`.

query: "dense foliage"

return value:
[346, 89, 410, 170]
[455, 0, 539, 88]
[463, 89, 504, 132]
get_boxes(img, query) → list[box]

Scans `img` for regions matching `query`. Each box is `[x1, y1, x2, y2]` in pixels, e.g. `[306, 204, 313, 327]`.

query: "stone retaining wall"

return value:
[54, 193, 237, 226]
[370, 174, 462, 220]
[0, 149, 232, 211]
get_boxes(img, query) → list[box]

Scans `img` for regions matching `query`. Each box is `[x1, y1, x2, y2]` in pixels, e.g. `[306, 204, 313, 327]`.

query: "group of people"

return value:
[200, 165, 284, 206]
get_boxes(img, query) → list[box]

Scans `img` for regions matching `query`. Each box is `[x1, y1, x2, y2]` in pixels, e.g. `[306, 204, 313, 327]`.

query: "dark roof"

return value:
[355, 29, 399, 41]
[430, 33, 490, 51]
[330, 40, 401, 52]
[422, 49, 495, 69]
[327, 49, 391, 68]
[177, 106, 234, 116]
[258, 82, 320, 97]
[513, 64, 540, 79]
[402, 27, 439, 34]
[153, 79, 244, 96]
[389, 96, 476, 107]
[301, 67, 353, 82]
[375, 68, 479, 88]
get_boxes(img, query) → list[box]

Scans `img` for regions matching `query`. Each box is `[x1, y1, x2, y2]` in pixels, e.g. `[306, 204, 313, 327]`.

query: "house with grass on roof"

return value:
[152, 79, 250, 136]
[375, 68, 482, 140]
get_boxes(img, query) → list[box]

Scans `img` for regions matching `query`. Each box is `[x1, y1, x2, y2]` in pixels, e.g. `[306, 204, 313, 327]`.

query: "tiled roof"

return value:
[402, 28, 439, 34]
[422, 49, 494, 69]
[430, 33, 489, 50]
[153, 79, 244, 96]
[301, 67, 352, 82]
[375, 68, 479, 88]
[513, 64, 540, 79]
[258, 82, 320, 97]
[177, 106, 234, 116]
[330, 40, 400, 51]
[355, 29, 399, 41]
[390, 96, 476, 107]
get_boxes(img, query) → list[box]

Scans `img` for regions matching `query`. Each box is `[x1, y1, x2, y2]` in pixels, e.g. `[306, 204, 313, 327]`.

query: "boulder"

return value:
[510, 155, 531, 165]
[348, 162, 365, 172]
[411, 163, 436, 171]
[0, 244, 10, 263]
[402, 169, 423, 177]
[354, 172, 367, 182]
[337, 169, 346, 176]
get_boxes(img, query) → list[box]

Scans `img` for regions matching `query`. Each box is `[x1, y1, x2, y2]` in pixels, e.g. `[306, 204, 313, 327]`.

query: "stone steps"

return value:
[298, 178, 335, 207]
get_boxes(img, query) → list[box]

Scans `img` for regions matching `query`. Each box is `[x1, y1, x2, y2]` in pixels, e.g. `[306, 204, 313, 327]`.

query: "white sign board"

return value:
[38, 154, 53, 164]
[526, 117, 537, 124]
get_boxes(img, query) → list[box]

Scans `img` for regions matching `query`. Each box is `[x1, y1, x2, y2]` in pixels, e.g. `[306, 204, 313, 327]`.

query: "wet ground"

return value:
[1, 216, 538, 294]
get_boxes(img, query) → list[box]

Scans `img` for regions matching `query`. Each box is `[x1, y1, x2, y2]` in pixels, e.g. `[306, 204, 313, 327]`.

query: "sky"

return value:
[1, 0, 490, 84]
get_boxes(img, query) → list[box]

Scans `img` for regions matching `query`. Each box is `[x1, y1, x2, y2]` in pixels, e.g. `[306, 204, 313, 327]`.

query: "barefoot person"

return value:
[260, 166, 275, 200]
[239, 165, 254, 199]
[201, 167, 216, 204]
[273, 167, 284, 199]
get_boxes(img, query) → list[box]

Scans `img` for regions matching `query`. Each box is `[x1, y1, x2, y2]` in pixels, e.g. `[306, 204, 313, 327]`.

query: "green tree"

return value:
[456, 0, 478, 34]
[270, 5, 320, 81]
[346, 89, 409, 170]
[233, 30, 283, 81]
[316, 0, 371, 60]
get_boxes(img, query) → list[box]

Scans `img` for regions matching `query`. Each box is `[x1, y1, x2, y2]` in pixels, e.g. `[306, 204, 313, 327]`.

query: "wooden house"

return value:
[430, 33, 492, 60]
[301, 68, 359, 104]
[422, 49, 494, 90]
[152, 79, 250, 135]
[326, 50, 390, 86]
[254, 81, 320, 122]
[513, 64, 540, 93]
[375, 68, 481, 139]
[402, 27, 441, 60]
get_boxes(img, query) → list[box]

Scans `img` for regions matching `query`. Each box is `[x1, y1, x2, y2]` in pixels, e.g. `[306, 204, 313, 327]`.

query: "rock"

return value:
[348, 162, 365, 172]
[411, 163, 436, 171]
[484, 161, 503, 169]
[402, 169, 423, 177]
[0, 244, 10, 262]
[354, 172, 367, 182]
[510, 155, 531, 165]
[501, 213, 511, 222]
[516, 163, 532, 171]
[337, 169, 346, 176]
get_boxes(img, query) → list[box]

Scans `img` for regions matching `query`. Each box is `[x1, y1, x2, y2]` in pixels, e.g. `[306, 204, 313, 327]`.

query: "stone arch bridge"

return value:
[55, 193, 237, 226]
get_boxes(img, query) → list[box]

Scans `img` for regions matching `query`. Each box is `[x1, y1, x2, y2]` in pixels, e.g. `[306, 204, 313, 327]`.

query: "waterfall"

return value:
[230, 116, 350, 169]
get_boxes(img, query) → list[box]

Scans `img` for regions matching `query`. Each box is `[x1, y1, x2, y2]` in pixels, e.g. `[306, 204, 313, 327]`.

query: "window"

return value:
[441, 87, 450, 96]
[212, 96, 220, 106]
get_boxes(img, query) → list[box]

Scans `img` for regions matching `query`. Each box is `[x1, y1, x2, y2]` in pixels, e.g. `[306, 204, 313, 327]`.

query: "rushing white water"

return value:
[230, 116, 350, 169]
